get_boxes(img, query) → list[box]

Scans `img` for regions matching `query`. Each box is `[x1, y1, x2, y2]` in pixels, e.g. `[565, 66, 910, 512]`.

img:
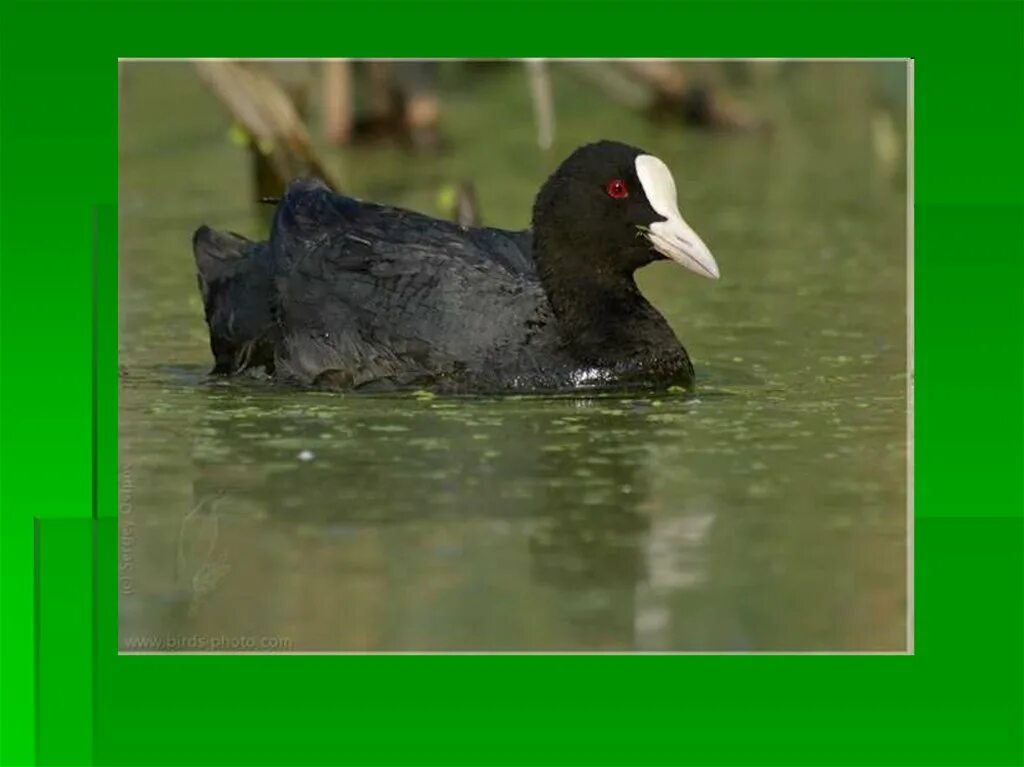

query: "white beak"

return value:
[636, 154, 720, 280]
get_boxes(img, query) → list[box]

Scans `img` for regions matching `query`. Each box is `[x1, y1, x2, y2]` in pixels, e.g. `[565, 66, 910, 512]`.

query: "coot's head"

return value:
[532, 140, 719, 280]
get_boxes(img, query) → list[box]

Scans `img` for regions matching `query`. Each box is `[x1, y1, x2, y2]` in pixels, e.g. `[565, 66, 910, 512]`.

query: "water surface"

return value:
[119, 61, 908, 651]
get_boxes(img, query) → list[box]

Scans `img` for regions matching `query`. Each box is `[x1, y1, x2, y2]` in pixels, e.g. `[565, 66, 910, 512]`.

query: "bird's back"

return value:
[268, 181, 560, 390]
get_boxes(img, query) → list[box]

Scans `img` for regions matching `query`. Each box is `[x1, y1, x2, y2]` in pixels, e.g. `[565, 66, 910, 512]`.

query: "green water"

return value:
[119, 61, 908, 651]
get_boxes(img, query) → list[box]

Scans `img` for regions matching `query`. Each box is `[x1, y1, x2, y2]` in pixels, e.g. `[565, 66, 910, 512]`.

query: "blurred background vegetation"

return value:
[120, 59, 906, 230]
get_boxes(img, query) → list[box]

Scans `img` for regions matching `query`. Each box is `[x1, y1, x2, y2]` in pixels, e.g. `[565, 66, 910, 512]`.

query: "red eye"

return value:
[606, 179, 629, 199]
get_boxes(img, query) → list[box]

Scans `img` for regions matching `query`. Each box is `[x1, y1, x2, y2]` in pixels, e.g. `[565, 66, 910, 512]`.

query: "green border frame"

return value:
[2, 1, 1022, 765]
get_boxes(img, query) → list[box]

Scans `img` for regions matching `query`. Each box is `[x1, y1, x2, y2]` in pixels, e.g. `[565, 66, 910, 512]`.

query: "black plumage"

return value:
[192, 140, 719, 393]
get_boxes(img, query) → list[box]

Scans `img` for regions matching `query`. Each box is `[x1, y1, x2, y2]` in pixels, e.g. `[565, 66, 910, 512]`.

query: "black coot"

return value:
[193, 140, 719, 393]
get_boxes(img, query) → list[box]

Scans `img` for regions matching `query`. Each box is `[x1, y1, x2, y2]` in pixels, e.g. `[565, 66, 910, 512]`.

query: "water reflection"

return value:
[120, 375, 904, 651]
[156, 391, 683, 650]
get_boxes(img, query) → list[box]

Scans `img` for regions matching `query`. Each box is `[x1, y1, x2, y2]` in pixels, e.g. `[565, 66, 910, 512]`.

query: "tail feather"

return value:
[193, 226, 277, 375]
